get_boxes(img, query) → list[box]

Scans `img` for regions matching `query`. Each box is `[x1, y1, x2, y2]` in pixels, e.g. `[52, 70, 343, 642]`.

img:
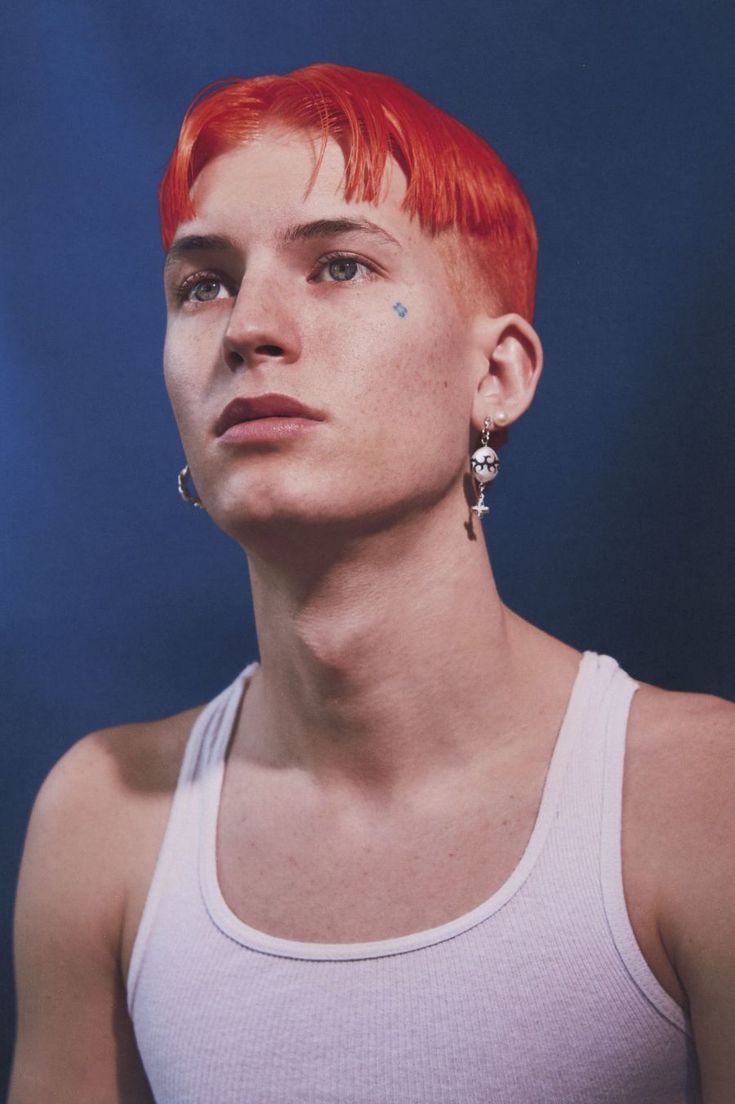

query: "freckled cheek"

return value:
[344, 321, 463, 447]
[302, 314, 394, 392]
[360, 317, 453, 412]
[393, 315, 463, 397]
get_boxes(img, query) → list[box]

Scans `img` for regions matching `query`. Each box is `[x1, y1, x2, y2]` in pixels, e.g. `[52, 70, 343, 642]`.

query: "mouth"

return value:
[214, 393, 325, 438]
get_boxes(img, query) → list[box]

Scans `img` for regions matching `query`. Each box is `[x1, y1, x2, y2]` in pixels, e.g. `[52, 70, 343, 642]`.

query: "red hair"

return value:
[158, 63, 537, 320]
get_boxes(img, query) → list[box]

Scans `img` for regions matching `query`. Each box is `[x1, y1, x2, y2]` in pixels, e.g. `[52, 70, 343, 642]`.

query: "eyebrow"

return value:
[164, 234, 237, 269]
[164, 217, 402, 268]
[279, 218, 401, 249]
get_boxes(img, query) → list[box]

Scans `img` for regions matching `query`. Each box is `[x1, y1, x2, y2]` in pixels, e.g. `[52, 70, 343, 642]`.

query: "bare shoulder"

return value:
[9, 702, 206, 1103]
[627, 678, 735, 852]
[38, 701, 207, 962]
[627, 679, 735, 800]
[627, 683, 735, 1099]
[32, 700, 202, 794]
[625, 679, 735, 994]
[103, 704, 209, 980]
[24, 701, 205, 912]
[73, 701, 205, 810]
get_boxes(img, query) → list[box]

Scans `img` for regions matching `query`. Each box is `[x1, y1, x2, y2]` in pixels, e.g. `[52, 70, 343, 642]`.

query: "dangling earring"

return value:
[177, 464, 205, 510]
[470, 417, 501, 518]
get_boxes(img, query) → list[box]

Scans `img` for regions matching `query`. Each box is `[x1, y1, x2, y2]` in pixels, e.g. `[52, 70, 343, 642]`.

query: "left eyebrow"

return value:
[164, 234, 238, 269]
[278, 217, 402, 250]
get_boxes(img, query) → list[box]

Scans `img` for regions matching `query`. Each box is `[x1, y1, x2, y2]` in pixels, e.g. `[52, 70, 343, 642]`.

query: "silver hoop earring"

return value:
[177, 464, 205, 510]
[470, 418, 500, 519]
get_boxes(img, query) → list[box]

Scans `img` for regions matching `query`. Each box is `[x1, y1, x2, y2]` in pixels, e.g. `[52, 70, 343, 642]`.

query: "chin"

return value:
[210, 494, 410, 551]
[209, 489, 339, 537]
[203, 468, 439, 546]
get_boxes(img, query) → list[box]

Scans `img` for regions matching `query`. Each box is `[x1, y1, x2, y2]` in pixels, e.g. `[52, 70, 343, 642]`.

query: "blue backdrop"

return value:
[2, 0, 734, 1085]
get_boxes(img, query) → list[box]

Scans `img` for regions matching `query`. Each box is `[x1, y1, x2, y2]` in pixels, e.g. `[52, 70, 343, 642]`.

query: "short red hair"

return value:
[158, 63, 537, 320]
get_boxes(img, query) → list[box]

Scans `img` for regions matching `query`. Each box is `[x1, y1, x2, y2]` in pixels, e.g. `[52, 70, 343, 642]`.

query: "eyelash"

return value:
[313, 251, 378, 284]
[172, 251, 378, 304]
[172, 272, 232, 304]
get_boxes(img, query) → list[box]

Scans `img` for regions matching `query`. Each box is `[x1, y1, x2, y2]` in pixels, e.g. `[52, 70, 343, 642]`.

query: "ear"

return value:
[469, 313, 543, 433]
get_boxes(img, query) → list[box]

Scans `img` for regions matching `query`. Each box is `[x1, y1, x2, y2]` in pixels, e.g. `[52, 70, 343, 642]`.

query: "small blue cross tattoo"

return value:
[392, 302, 408, 318]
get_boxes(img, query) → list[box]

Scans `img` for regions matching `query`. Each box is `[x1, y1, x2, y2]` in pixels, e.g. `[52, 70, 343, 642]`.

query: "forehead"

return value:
[180, 126, 424, 251]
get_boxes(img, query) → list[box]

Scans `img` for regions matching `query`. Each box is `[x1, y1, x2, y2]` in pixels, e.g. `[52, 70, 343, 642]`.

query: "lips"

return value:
[214, 393, 325, 437]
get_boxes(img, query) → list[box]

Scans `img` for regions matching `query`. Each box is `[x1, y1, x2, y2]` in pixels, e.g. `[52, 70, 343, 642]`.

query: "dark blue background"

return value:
[2, 0, 734, 1085]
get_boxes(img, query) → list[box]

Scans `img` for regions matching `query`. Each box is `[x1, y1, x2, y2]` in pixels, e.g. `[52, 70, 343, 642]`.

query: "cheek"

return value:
[333, 294, 462, 382]
[342, 305, 473, 473]
[380, 305, 469, 412]
[162, 351, 191, 436]
[162, 325, 214, 431]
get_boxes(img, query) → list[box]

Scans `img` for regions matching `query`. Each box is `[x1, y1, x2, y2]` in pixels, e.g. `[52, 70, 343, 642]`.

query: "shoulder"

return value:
[626, 681, 735, 1102]
[31, 703, 204, 837]
[625, 680, 735, 995]
[18, 703, 206, 955]
[627, 680, 735, 801]
[626, 678, 735, 849]
[10, 705, 206, 1103]
[77, 703, 204, 802]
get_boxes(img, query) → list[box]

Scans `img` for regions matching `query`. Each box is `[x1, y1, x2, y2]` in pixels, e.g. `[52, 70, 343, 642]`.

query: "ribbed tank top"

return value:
[126, 651, 702, 1103]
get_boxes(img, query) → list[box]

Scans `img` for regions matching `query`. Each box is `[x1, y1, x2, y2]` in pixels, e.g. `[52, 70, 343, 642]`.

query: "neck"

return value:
[237, 494, 578, 803]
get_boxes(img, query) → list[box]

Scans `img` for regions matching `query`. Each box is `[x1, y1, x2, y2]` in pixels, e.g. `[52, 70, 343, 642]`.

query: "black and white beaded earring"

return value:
[470, 415, 505, 518]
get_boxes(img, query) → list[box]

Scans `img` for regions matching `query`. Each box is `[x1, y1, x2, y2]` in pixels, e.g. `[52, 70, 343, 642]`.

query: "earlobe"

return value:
[472, 313, 543, 430]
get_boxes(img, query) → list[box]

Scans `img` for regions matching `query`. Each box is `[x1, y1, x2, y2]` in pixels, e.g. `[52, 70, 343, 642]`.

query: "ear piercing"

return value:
[470, 417, 501, 518]
[178, 463, 206, 509]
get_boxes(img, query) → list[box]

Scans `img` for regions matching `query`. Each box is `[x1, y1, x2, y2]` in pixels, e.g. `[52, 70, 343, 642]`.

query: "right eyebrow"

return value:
[278, 217, 402, 249]
[163, 235, 238, 270]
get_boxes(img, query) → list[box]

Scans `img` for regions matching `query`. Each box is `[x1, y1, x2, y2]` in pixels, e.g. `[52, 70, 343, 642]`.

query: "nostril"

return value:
[256, 344, 284, 357]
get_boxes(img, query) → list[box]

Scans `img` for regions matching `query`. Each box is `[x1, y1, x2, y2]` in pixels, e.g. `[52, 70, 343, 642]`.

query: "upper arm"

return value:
[655, 695, 735, 1103]
[8, 731, 155, 1104]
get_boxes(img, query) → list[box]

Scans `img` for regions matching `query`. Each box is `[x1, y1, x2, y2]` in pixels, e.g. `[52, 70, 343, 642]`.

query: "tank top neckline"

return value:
[198, 650, 611, 961]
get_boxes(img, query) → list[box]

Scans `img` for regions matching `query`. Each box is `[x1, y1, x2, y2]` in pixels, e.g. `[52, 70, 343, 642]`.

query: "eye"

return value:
[174, 271, 234, 304]
[311, 252, 377, 284]
[324, 258, 360, 282]
[190, 278, 224, 302]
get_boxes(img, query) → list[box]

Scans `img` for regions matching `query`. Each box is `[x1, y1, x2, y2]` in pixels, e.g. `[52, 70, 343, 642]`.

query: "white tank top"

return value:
[126, 651, 701, 1102]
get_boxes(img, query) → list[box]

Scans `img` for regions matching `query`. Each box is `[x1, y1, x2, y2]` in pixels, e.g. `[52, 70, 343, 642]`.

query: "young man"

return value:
[9, 63, 734, 1103]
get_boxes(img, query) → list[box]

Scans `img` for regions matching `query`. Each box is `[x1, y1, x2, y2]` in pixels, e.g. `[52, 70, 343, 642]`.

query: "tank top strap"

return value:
[126, 661, 258, 1014]
[544, 651, 691, 1034]
[546, 652, 639, 863]
[195, 661, 258, 779]
[599, 659, 691, 1031]
[544, 651, 629, 824]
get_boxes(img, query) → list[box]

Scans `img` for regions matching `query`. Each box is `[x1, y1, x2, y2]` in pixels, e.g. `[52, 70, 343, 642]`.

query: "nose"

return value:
[222, 274, 302, 372]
